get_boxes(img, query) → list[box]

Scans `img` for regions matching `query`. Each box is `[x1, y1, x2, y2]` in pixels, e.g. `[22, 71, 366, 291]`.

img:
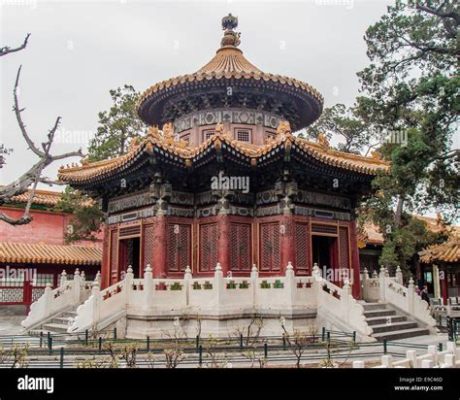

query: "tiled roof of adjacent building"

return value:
[0, 242, 102, 266]
[419, 234, 460, 264]
[359, 215, 459, 247]
[9, 189, 62, 207]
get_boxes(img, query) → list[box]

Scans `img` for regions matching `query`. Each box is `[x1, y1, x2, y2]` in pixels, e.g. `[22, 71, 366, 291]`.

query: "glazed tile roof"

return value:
[360, 215, 460, 248]
[9, 189, 62, 207]
[137, 17, 324, 129]
[138, 49, 324, 113]
[419, 235, 460, 264]
[0, 242, 102, 266]
[58, 129, 390, 185]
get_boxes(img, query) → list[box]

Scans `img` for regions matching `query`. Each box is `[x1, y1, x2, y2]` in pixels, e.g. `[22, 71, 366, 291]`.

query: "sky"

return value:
[0, 0, 457, 193]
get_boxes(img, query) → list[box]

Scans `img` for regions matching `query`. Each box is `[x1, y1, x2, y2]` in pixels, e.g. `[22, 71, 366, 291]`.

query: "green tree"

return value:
[305, 104, 376, 155]
[355, 0, 459, 269]
[88, 85, 145, 161]
[56, 187, 104, 243]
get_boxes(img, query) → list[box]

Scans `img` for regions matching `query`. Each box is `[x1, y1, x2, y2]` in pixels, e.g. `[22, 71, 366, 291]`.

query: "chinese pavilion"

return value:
[58, 14, 389, 300]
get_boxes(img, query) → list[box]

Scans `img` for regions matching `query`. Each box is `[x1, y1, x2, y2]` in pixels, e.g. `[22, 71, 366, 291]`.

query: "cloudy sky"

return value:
[2, 0, 454, 192]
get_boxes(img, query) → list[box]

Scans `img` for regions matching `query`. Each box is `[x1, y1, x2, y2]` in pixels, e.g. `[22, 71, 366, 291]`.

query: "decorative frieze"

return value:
[229, 206, 254, 217]
[168, 207, 195, 218]
[174, 108, 282, 133]
[294, 205, 351, 221]
[256, 205, 281, 217]
[107, 207, 155, 225]
[196, 206, 218, 218]
[170, 191, 194, 206]
[256, 190, 279, 205]
[296, 190, 351, 210]
[108, 191, 154, 214]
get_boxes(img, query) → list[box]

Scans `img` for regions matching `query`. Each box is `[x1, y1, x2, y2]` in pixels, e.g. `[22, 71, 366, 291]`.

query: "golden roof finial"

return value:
[215, 122, 224, 135]
[276, 120, 292, 138]
[220, 14, 241, 48]
[317, 133, 330, 150]
[128, 137, 140, 151]
[370, 150, 382, 160]
[148, 125, 161, 139]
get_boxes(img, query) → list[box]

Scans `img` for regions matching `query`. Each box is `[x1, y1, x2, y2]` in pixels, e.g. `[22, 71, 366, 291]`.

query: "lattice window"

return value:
[167, 223, 191, 272]
[235, 129, 251, 142]
[0, 288, 23, 303]
[230, 223, 251, 271]
[119, 225, 141, 238]
[202, 129, 215, 142]
[339, 227, 350, 268]
[142, 224, 154, 268]
[199, 223, 218, 272]
[260, 222, 280, 271]
[295, 223, 309, 272]
[32, 288, 45, 302]
[34, 273, 53, 287]
[180, 134, 190, 143]
[311, 224, 338, 235]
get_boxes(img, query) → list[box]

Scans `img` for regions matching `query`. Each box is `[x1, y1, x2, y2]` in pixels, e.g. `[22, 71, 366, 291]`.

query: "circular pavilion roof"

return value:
[137, 14, 324, 131]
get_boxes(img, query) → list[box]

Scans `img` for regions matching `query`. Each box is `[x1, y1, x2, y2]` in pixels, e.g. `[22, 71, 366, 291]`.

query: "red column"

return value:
[217, 213, 230, 276]
[152, 215, 167, 278]
[280, 215, 295, 274]
[100, 225, 110, 288]
[350, 220, 361, 299]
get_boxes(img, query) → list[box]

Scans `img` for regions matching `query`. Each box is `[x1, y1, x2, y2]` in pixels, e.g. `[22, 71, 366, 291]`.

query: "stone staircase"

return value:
[30, 308, 78, 336]
[363, 303, 430, 341]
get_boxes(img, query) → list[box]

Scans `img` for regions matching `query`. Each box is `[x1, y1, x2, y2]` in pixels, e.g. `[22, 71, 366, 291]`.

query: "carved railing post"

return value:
[184, 266, 192, 306]
[285, 262, 296, 307]
[408, 277, 415, 314]
[121, 265, 133, 311]
[395, 266, 403, 285]
[362, 267, 369, 301]
[251, 264, 258, 307]
[143, 265, 153, 310]
[73, 268, 82, 303]
[214, 263, 224, 309]
[95, 271, 101, 287]
[341, 280, 352, 323]
[379, 266, 386, 302]
[312, 263, 322, 305]
[60, 270, 67, 288]
[43, 282, 53, 314]
[90, 280, 101, 329]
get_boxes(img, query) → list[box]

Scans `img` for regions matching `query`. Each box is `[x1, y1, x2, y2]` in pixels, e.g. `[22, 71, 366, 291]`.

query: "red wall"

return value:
[0, 206, 103, 248]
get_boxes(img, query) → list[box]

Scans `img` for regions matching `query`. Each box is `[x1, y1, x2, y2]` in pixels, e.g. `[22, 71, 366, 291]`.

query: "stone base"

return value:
[123, 308, 317, 339]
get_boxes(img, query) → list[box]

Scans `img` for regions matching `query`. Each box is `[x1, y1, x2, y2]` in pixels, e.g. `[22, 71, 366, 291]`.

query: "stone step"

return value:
[41, 323, 69, 333]
[49, 316, 74, 325]
[61, 311, 78, 318]
[364, 309, 396, 318]
[371, 321, 418, 334]
[372, 327, 430, 341]
[362, 303, 387, 311]
[366, 315, 407, 326]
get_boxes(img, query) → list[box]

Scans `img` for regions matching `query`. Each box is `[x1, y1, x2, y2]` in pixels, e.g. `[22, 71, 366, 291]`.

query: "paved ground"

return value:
[0, 306, 27, 336]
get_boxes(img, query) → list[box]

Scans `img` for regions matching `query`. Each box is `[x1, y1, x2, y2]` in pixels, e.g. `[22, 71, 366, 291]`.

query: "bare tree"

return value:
[0, 34, 84, 225]
[0, 33, 30, 57]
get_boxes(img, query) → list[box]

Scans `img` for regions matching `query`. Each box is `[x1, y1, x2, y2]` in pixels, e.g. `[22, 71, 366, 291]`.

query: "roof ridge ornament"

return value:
[276, 120, 292, 139]
[221, 13, 241, 48]
[317, 133, 330, 150]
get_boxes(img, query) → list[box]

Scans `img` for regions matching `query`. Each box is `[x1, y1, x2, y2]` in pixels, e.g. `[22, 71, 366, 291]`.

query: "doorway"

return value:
[312, 235, 338, 282]
[118, 237, 141, 279]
